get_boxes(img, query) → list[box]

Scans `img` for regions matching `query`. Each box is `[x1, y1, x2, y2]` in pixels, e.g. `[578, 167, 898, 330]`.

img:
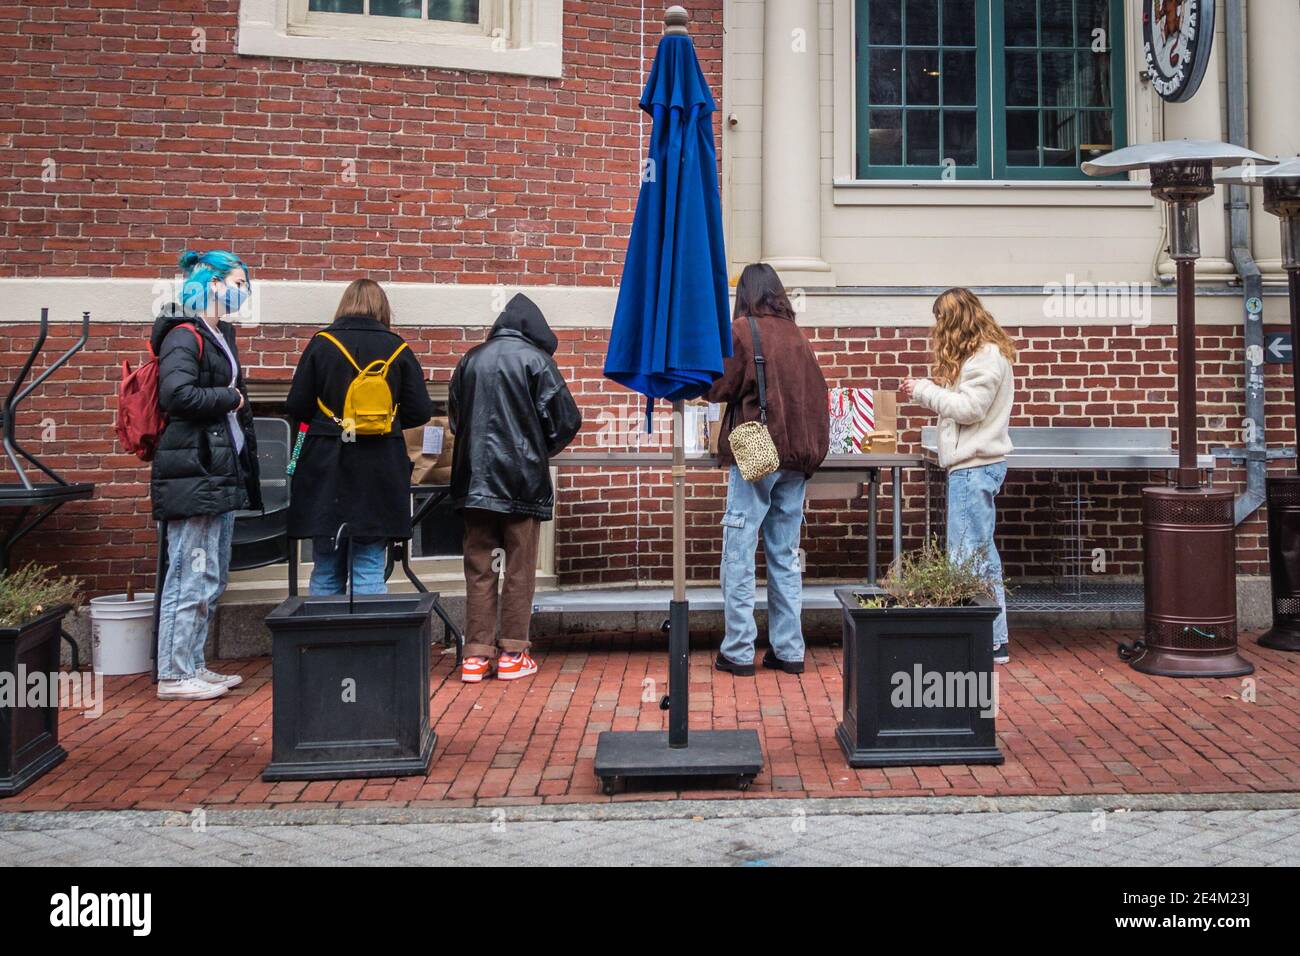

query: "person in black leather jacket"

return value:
[449, 293, 582, 683]
[150, 249, 262, 703]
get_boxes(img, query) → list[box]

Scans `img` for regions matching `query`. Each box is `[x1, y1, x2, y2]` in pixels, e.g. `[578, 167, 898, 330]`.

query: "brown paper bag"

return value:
[405, 418, 454, 486]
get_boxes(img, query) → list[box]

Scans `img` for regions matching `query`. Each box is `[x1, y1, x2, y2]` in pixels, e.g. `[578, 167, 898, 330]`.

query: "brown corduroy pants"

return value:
[462, 508, 542, 659]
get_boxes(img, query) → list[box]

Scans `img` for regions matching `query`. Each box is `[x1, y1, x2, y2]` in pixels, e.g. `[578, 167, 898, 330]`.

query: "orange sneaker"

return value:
[496, 651, 538, 681]
[461, 656, 492, 683]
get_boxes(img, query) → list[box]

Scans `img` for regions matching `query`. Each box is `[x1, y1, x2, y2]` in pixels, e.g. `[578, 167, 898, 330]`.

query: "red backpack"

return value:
[115, 324, 203, 462]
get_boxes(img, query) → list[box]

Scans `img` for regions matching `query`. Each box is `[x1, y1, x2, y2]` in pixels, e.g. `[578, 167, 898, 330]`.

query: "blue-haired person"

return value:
[149, 250, 262, 701]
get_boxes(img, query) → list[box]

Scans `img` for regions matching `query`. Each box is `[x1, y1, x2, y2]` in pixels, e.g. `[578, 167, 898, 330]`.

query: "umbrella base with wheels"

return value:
[594, 599, 763, 795]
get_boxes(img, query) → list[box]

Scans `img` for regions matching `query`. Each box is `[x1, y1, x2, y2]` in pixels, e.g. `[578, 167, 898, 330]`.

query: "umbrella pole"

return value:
[669, 399, 689, 748]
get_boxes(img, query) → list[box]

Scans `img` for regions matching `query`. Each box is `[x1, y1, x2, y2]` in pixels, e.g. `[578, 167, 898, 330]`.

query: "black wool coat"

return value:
[149, 306, 263, 521]
[285, 314, 434, 541]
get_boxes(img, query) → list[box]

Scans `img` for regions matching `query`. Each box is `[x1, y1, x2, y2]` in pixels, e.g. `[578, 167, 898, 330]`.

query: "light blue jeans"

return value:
[946, 461, 1009, 652]
[720, 466, 808, 665]
[156, 511, 236, 681]
[309, 537, 388, 596]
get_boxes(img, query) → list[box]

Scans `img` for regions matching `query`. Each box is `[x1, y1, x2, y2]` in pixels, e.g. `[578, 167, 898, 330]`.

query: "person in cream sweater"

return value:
[900, 288, 1016, 663]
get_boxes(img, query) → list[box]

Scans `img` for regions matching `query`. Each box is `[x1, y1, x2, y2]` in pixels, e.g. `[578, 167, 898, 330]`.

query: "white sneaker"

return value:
[157, 678, 228, 701]
[196, 667, 243, 688]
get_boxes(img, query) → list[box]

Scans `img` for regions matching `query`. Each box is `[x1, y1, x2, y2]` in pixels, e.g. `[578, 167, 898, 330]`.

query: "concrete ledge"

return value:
[5, 790, 1300, 830]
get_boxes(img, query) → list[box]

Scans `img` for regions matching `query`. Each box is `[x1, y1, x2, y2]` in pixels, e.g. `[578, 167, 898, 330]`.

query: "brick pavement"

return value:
[3, 627, 1299, 812]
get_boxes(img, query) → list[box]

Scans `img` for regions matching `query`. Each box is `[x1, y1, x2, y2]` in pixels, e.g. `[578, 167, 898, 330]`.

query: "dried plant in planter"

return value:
[0, 563, 83, 629]
[858, 539, 1005, 609]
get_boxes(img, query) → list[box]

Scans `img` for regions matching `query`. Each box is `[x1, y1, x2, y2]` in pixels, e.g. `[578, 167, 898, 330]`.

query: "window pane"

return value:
[1076, 0, 1110, 47]
[1005, 0, 1038, 46]
[944, 110, 978, 166]
[1080, 110, 1113, 160]
[1042, 110, 1076, 166]
[869, 109, 904, 164]
[1006, 51, 1038, 106]
[1042, 51, 1076, 106]
[1078, 50, 1111, 106]
[1039, 0, 1074, 46]
[309, 0, 363, 11]
[907, 110, 940, 165]
[906, 0, 939, 45]
[370, 0, 421, 17]
[870, 48, 903, 104]
[942, 0, 976, 45]
[869, 0, 903, 44]
[1006, 110, 1039, 165]
[942, 49, 976, 105]
[428, 0, 480, 21]
[907, 49, 940, 104]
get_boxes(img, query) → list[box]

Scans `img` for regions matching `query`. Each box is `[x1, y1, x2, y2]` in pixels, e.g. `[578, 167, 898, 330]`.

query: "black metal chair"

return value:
[232, 418, 292, 571]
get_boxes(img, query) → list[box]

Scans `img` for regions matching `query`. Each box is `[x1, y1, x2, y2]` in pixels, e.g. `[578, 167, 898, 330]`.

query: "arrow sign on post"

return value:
[1266, 332, 1293, 363]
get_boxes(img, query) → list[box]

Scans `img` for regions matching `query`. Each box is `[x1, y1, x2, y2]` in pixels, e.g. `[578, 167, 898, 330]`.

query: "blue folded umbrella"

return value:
[604, 32, 732, 409]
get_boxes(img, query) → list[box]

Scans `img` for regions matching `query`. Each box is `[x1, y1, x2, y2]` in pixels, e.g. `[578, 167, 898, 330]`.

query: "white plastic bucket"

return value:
[90, 593, 156, 676]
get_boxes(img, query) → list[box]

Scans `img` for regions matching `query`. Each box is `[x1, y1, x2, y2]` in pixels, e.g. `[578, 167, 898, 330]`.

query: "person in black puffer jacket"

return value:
[449, 293, 582, 683]
[150, 249, 263, 703]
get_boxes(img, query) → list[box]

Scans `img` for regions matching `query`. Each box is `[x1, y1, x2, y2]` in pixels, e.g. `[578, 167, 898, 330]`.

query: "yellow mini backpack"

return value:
[314, 332, 408, 436]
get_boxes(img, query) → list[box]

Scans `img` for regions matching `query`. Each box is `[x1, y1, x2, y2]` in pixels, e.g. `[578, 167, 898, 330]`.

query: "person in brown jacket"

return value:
[706, 263, 830, 676]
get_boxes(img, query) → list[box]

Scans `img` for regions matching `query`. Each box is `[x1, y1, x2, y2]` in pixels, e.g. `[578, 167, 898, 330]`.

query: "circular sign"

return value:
[1143, 0, 1216, 103]
[1247, 296, 1263, 315]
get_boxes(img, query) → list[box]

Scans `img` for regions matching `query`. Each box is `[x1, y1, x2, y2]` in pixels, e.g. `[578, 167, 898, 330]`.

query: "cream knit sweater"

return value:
[912, 343, 1014, 472]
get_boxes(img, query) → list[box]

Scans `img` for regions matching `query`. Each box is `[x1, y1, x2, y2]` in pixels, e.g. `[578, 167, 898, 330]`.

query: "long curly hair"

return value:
[930, 288, 1016, 387]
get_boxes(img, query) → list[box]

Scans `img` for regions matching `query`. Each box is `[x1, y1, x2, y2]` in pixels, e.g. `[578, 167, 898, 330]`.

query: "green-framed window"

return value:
[855, 0, 1127, 180]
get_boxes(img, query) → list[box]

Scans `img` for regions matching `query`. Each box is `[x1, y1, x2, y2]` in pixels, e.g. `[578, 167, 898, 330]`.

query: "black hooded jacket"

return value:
[449, 294, 582, 520]
[149, 304, 263, 521]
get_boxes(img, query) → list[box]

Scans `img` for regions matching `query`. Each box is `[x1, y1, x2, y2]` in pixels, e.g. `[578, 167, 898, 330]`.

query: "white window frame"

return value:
[238, 0, 563, 79]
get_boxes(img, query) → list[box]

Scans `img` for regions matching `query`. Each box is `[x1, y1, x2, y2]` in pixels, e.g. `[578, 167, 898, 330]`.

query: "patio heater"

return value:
[1216, 158, 1300, 651]
[1083, 140, 1273, 677]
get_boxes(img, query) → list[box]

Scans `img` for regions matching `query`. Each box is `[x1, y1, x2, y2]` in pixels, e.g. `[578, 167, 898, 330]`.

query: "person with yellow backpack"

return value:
[286, 279, 434, 595]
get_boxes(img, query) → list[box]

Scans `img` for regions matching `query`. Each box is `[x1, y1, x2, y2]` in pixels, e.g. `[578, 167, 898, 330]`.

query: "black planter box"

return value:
[1, 604, 70, 797]
[263, 593, 437, 782]
[835, 588, 1003, 768]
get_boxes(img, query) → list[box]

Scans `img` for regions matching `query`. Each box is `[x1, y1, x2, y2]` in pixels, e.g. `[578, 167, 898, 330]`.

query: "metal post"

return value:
[1291, 269, 1300, 458]
[866, 468, 878, 581]
[1176, 258, 1200, 489]
[668, 399, 688, 748]
[892, 465, 903, 568]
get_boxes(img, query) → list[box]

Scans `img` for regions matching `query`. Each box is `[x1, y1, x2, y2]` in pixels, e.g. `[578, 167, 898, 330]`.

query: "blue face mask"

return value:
[218, 281, 249, 314]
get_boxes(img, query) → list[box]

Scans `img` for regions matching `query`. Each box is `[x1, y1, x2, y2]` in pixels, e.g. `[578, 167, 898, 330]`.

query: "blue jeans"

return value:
[719, 466, 807, 665]
[310, 537, 388, 596]
[946, 462, 1009, 652]
[156, 511, 235, 681]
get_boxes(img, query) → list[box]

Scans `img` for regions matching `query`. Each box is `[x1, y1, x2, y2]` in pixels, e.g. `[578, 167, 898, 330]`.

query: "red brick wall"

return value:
[0, 3, 1286, 596]
[0, 1, 724, 281]
[0, 320, 1287, 594]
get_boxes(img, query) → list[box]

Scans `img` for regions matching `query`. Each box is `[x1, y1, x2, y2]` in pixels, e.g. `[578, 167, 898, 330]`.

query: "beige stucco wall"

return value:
[722, 0, 1300, 293]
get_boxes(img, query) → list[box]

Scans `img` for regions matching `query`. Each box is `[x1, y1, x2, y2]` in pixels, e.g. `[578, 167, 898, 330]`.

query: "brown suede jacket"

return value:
[706, 313, 830, 478]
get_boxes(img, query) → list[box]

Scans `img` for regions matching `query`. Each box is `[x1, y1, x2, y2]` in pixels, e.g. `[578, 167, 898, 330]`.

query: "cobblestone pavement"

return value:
[3, 794, 1298, 866]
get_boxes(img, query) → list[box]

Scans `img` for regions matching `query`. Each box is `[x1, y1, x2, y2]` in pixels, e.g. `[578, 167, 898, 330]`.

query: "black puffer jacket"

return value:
[285, 314, 434, 541]
[449, 294, 582, 520]
[149, 305, 263, 521]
